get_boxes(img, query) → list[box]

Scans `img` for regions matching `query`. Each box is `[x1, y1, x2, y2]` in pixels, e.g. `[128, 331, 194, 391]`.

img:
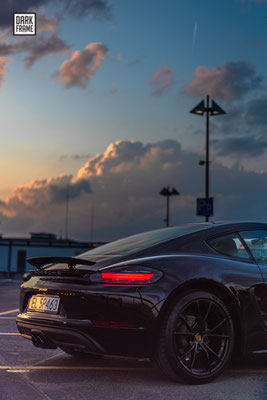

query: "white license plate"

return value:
[28, 295, 60, 314]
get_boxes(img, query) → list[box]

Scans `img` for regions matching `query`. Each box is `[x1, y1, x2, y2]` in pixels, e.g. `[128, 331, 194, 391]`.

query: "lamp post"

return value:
[160, 186, 179, 227]
[190, 95, 226, 222]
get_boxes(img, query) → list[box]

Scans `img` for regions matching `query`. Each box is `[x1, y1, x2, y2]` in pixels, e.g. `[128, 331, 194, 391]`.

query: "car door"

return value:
[239, 230, 267, 332]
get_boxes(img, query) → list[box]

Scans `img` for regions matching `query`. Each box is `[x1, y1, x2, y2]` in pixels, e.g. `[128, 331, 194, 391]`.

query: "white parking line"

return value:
[32, 352, 65, 366]
[0, 366, 266, 374]
[2, 365, 153, 372]
[0, 333, 20, 335]
[0, 309, 19, 316]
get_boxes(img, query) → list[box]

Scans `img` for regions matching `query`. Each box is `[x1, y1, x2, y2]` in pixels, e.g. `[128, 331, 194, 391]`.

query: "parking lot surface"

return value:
[1, 281, 267, 400]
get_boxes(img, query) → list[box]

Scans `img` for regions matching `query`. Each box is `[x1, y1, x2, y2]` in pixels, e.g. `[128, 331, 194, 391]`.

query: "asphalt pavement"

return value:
[0, 281, 267, 400]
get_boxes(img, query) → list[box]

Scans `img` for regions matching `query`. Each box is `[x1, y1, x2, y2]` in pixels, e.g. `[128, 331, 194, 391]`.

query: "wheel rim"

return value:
[173, 299, 231, 376]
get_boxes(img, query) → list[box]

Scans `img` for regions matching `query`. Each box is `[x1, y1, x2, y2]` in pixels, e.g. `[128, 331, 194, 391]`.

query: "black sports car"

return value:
[16, 221, 267, 384]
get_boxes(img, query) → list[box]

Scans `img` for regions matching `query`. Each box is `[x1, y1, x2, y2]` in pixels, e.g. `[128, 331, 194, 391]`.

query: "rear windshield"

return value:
[80, 224, 211, 257]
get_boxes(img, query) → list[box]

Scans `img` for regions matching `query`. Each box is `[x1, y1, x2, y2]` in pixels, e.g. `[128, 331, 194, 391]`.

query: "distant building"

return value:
[0, 232, 105, 279]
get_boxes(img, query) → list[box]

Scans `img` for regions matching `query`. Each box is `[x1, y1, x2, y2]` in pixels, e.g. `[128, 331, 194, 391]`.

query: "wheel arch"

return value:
[157, 278, 243, 357]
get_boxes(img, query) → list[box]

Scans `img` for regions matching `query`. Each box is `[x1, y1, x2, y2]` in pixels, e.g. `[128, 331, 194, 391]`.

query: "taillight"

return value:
[90, 266, 163, 285]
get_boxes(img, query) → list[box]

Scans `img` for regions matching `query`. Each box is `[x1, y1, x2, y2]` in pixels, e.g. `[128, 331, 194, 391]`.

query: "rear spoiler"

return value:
[27, 257, 96, 269]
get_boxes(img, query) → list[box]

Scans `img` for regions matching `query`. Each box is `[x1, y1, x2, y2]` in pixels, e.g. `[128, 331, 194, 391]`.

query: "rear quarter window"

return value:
[207, 233, 250, 259]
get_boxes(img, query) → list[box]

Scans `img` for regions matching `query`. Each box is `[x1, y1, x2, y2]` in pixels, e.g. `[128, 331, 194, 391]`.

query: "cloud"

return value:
[0, 1, 45, 29]
[0, 34, 71, 68]
[117, 53, 122, 61]
[0, 57, 8, 87]
[0, 0, 111, 30]
[182, 61, 263, 102]
[109, 86, 117, 94]
[52, 42, 108, 88]
[0, 175, 91, 217]
[245, 97, 267, 126]
[213, 96, 267, 137]
[37, 13, 59, 34]
[2, 139, 267, 240]
[57, 0, 111, 19]
[211, 103, 245, 136]
[22, 34, 71, 68]
[150, 65, 175, 96]
[59, 153, 92, 161]
[213, 135, 267, 157]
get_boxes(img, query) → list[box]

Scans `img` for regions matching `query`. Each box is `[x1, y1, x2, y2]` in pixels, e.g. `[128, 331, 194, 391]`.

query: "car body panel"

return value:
[16, 222, 267, 357]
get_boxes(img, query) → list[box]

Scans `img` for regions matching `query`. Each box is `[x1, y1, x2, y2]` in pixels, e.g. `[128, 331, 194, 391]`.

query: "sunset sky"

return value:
[0, 0, 267, 241]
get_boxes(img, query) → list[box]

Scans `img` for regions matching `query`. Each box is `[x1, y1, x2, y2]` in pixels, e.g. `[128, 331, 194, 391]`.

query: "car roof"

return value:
[81, 221, 267, 259]
[171, 221, 267, 229]
[167, 221, 267, 237]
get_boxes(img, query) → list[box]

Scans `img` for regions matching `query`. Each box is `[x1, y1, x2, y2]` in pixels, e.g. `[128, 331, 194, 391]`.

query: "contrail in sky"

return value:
[192, 22, 198, 53]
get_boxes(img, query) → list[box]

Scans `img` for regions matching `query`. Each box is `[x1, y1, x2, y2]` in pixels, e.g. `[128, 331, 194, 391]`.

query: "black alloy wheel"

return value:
[153, 291, 234, 384]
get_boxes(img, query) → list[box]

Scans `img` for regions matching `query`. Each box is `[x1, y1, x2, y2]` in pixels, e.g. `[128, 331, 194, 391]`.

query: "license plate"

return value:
[28, 295, 60, 314]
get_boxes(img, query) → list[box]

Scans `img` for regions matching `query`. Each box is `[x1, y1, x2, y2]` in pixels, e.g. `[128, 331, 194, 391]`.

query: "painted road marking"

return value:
[0, 309, 19, 316]
[32, 352, 64, 366]
[0, 365, 265, 374]
[0, 333, 20, 335]
[2, 366, 154, 372]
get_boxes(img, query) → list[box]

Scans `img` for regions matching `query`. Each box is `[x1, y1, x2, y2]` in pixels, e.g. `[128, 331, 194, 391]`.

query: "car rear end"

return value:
[16, 260, 163, 358]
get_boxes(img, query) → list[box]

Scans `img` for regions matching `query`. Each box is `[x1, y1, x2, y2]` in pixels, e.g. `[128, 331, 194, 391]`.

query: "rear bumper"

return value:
[16, 313, 154, 357]
[18, 277, 167, 356]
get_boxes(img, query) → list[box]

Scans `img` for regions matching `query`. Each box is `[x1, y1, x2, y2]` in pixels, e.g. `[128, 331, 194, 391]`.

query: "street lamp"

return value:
[160, 186, 179, 227]
[190, 95, 226, 222]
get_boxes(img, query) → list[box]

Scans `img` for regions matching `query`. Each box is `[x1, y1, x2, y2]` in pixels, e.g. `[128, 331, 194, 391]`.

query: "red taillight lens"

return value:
[90, 266, 163, 285]
[101, 272, 154, 282]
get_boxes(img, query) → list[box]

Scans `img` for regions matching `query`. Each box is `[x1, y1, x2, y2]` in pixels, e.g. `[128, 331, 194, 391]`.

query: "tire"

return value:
[153, 290, 234, 384]
[60, 346, 104, 360]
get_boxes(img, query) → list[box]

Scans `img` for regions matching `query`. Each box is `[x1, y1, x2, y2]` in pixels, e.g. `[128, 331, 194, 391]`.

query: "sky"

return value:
[0, 0, 267, 241]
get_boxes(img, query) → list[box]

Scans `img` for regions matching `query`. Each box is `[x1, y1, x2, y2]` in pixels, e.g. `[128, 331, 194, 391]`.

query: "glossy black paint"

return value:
[16, 222, 267, 357]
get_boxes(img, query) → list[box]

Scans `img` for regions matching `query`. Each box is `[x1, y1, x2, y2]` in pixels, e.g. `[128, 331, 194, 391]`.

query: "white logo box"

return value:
[13, 13, 36, 36]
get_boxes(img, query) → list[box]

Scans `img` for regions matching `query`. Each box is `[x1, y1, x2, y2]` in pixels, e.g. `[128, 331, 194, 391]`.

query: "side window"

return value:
[208, 233, 250, 259]
[239, 230, 267, 264]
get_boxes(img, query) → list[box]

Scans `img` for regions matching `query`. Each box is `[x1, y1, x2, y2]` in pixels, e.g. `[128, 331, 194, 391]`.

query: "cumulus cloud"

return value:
[0, 175, 91, 217]
[182, 61, 262, 102]
[150, 65, 175, 96]
[52, 42, 108, 88]
[2, 139, 267, 240]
